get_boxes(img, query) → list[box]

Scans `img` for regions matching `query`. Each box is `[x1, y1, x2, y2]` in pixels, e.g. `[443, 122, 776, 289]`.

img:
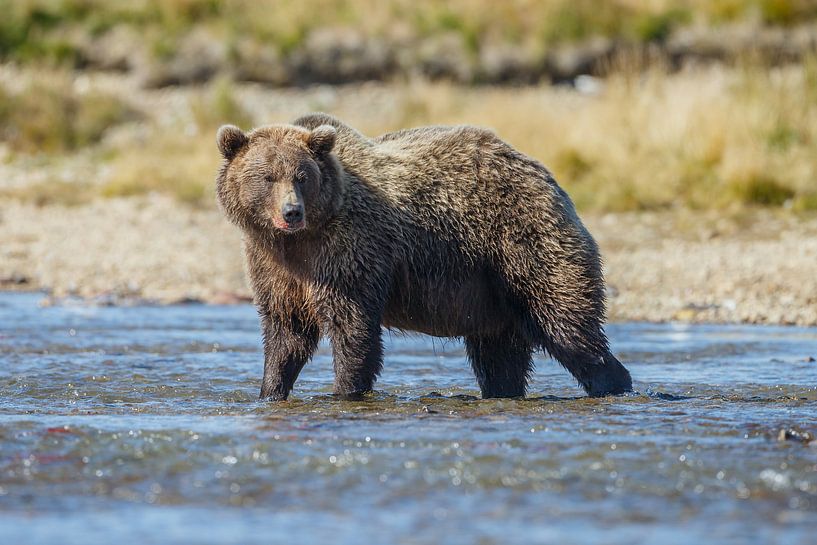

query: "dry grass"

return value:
[343, 61, 817, 212]
[121, 60, 817, 212]
[2, 60, 815, 213]
[0, 74, 136, 153]
[98, 133, 217, 206]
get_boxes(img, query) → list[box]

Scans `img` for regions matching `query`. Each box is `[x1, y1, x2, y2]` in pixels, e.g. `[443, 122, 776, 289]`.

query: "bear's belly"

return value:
[382, 265, 515, 338]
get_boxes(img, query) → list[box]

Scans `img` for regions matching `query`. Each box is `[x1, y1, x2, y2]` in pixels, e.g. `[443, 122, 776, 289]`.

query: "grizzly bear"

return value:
[215, 113, 632, 401]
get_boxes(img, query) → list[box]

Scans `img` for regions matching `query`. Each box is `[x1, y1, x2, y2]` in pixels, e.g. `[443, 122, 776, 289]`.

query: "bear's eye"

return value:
[264, 174, 274, 184]
[295, 171, 306, 183]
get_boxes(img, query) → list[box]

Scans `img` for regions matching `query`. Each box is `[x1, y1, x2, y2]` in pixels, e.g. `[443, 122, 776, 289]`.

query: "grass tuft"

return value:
[728, 173, 795, 207]
[792, 193, 817, 211]
[759, 0, 817, 25]
[98, 76, 244, 208]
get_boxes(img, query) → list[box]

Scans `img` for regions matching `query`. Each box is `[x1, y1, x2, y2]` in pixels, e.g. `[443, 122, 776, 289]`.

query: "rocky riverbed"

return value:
[1, 196, 815, 325]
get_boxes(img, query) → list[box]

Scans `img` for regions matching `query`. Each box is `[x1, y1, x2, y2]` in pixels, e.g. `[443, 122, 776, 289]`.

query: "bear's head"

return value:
[215, 123, 341, 236]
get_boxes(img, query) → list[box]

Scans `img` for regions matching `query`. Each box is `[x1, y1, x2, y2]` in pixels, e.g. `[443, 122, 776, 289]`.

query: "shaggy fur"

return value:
[215, 113, 632, 400]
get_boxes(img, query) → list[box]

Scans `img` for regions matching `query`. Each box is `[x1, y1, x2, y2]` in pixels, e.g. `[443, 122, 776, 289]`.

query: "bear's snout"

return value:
[274, 202, 305, 232]
[283, 203, 304, 225]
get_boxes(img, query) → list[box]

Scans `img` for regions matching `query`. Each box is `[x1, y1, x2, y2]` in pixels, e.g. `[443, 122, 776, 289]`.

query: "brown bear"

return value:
[215, 113, 632, 401]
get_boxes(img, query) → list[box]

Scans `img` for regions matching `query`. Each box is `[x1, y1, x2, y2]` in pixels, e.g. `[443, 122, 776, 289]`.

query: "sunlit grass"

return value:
[342, 62, 817, 212]
[2, 60, 816, 213]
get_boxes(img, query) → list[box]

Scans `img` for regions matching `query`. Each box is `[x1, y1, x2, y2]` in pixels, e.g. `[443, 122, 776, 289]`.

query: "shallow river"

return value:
[0, 292, 815, 544]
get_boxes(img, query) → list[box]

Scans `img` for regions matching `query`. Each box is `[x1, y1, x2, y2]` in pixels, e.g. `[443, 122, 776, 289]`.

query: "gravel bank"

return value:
[1, 197, 814, 325]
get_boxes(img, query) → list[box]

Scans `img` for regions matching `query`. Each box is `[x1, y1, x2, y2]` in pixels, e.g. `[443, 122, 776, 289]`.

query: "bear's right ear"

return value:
[217, 125, 248, 160]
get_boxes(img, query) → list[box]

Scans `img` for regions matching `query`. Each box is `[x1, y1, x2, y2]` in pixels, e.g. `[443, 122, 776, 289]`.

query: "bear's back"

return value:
[374, 125, 496, 157]
[294, 113, 510, 180]
[294, 113, 558, 220]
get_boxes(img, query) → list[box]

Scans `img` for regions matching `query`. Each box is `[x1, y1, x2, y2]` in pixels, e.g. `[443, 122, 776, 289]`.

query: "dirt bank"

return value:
[1, 196, 814, 325]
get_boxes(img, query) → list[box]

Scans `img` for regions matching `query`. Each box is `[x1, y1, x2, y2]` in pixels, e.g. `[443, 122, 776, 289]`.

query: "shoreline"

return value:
[2, 196, 815, 326]
[6, 290, 817, 331]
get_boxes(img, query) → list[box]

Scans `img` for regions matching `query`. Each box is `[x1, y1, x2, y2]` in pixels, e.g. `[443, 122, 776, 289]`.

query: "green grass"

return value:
[1, 0, 816, 68]
[759, 0, 817, 25]
[727, 173, 796, 206]
[792, 193, 817, 211]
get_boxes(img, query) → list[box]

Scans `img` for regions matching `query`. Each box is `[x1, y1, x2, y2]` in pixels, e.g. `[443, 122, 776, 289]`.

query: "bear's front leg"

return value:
[259, 308, 320, 401]
[324, 298, 384, 399]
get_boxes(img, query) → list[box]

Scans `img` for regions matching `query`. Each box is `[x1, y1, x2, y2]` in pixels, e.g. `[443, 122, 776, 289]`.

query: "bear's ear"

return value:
[307, 125, 336, 156]
[217, 125, 248, 160]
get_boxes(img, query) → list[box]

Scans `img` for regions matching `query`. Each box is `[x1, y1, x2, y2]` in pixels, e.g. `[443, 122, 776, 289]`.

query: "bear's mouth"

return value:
[273, 217, 306, 233]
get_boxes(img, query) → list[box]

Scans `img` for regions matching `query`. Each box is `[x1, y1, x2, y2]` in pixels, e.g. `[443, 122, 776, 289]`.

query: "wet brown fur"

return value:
[215, 113, 632, 400]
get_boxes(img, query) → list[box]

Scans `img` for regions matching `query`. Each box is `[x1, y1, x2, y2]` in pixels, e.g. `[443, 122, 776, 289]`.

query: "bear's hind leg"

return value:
[528, 299, 631, 396]
[499, 246, 632, 397]
[546, 341, 632, 397]
[465, 334, 533, 398]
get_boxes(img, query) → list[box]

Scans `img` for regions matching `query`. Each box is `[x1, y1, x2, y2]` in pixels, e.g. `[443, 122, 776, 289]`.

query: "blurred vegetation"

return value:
[1, 0, 816, 69]
[2, 58, 816, 213]
[0, 1, 815, 214]
[189, 76, 252, 130]
[98, 132, 217, 206]
[0, 75, 247, 207]
[0, 180, 94, 207]
[0, 76, 136, 153]
[99, 77, 249, 206]
[380, 61, 817, 213]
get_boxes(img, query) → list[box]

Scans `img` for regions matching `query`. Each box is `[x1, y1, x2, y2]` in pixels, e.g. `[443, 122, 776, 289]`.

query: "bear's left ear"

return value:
[307, 125, 336, 156]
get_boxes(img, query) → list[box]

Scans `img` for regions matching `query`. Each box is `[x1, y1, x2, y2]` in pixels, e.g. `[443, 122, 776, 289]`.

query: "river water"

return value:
[0, 292, 815, 544]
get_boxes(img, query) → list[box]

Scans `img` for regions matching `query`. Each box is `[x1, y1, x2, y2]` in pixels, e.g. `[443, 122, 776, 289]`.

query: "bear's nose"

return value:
[282, 203, 303, 224]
